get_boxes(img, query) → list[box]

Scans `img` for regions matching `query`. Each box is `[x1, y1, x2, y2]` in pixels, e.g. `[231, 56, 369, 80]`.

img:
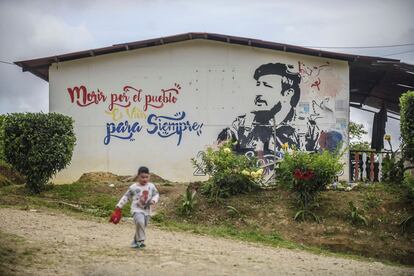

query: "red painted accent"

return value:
[311, 78, 321, 90]
[67, 86, 107, 107]
[66, 84, 181, 111]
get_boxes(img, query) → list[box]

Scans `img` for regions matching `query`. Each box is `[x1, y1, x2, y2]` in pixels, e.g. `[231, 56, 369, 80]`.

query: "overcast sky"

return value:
[1, 0, 413, 146]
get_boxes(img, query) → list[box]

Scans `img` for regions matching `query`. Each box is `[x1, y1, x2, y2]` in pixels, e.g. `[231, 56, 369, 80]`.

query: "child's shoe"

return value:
[138, 241, 146, 248]
[130, 240, 139, 248]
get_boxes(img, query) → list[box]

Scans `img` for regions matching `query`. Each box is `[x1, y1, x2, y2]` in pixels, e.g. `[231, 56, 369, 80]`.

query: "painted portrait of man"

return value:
[217, 62, 320, 155]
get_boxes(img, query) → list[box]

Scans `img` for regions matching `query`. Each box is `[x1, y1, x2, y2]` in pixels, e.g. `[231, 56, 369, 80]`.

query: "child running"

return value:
[110, 166, 160, 248]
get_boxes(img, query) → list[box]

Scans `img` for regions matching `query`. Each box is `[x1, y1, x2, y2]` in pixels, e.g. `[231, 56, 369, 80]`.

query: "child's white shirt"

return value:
[116, 182, 160, 216]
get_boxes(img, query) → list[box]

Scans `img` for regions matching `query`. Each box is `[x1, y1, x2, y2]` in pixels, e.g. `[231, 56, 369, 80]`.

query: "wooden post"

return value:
[362, 153, 367, 181]
[354, 153, 360, 182]
[370, 152, 375, 182]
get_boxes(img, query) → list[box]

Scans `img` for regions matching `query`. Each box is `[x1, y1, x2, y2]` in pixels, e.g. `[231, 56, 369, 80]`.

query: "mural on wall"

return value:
[194, 61, 346, 183]
[216, 62, 343, 153]
[66, 83, 204, 146]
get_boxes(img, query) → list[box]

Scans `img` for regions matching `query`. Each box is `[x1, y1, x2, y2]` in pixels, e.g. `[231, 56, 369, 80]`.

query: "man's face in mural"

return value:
[254, 74, 295, 124]
[255, 75, 282, 111]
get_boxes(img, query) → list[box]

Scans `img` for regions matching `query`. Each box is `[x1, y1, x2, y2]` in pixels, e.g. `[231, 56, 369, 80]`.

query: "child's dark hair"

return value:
[137, 166, 150, 175]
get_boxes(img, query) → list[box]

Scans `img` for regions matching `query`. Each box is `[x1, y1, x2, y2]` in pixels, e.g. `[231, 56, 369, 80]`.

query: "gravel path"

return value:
[0, 208, 412, 276]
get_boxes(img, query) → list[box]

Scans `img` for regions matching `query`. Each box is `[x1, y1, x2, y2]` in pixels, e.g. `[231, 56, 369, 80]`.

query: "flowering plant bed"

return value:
[277, 148, 344, 221]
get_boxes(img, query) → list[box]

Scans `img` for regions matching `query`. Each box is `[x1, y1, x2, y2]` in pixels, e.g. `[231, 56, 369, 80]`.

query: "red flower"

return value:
[302, 170, 314, 181]
[293, 169, 303, 180]
[293, 169, 314, 181]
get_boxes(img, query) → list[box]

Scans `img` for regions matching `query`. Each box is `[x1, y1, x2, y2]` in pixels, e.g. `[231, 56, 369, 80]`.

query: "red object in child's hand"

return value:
[109, 207, 122, 224]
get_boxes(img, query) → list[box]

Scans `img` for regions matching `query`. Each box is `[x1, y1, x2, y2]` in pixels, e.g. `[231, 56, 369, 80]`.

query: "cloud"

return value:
[29, 16, 94, 56]
[0, 0, 95, 113]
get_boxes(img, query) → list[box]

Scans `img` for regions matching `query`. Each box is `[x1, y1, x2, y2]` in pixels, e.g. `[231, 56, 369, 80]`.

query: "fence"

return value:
[349, 150, 398, 182]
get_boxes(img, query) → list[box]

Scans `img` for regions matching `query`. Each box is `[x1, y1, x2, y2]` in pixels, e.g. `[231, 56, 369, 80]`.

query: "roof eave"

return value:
[14, 32, 401, 82]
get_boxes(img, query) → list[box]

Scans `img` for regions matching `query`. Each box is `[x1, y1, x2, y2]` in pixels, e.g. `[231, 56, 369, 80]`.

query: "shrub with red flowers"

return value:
[293, 169, 315, 181]
[277, 149, 344, 221]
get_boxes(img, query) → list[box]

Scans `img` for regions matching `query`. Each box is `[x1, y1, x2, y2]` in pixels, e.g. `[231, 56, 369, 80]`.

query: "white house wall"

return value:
[49, 40, 350, 183]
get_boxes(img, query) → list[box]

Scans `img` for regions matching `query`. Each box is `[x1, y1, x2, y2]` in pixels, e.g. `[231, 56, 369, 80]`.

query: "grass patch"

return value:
[155, 219, 297, 248]
[0, 181, 126, 218]
[150, 212, 408, 266]
[0, 231, 39, 275]
[1, 179, 413, 266]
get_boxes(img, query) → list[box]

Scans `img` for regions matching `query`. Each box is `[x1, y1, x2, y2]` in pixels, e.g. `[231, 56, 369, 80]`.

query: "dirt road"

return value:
[0, 208, 412, 276]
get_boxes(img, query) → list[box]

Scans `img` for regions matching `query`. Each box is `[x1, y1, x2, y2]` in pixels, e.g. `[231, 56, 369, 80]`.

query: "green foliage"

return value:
[362, 191, 382, 209]
[151, 211, 166, 223]
[399, 172, 414, 232]
[152, 220, 295, 250]
[179, 186, 197, 216]
[225, 205, 247, 220]
[192, 141, 262, 200]
[400, 91, 414, 163]
[4, 113, 76, 193]
[294, 209, 320, 222]
[0, 114, 5, 161]
[349, 121, 368, 140]
[350, 141, 372, 151]
[348, 201, 368, 226]
[349, 122, 371, 151]
[0, 174, 12, 187]
[226, 205, 240, 216]
[400, 215, 413, 233]
[278, 149, 343, 222]
[382, 153, 405, 183]
[278, 149, 343, 210]
[402, 173, 414, 206]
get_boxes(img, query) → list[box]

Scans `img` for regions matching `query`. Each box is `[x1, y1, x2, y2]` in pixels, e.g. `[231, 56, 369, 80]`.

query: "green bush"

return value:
[192, 141, 262, 200]
[382, 153, 404, 183]
[277, 149, 343, 220]
[178, 186, 198, 216]
[400, 173, 414, 232]
[402, 173, 414, 206]
[0, 114, 5, 161]
[4, 112, 76, 193]
[400, 91, 414, 164]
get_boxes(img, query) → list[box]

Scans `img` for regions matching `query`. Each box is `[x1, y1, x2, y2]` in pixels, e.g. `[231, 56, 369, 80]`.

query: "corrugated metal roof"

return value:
[14, 32, 399, 82]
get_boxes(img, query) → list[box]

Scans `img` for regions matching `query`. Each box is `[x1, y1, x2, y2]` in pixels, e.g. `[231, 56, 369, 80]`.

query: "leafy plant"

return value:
[400, 216, 414, 233]
[226, 205, 240, 216]
[4, 113, 76, 193]
[277, 148, 343, 221]
[400, 91, 414, 164]
[348, 201, 368, 226]
[192, 141, 262, 200]
[382, 152, 405, 183]
[179, 187, 197, 216]
[381, 133, 405, 183]
[294, 209, 320, 222]
[151, 211, 166, 223]
[362, 191, 381, 209]
[400, 173, 414, 233]
[225, 205, 246, 221]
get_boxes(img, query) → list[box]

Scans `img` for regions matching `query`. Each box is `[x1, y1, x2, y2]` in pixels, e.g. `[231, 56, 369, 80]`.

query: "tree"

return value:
[400, 91, 414, 164]
[4, 113, 76, 193]
[349, 121, 371, 151]
[400, 91, 414, 231]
